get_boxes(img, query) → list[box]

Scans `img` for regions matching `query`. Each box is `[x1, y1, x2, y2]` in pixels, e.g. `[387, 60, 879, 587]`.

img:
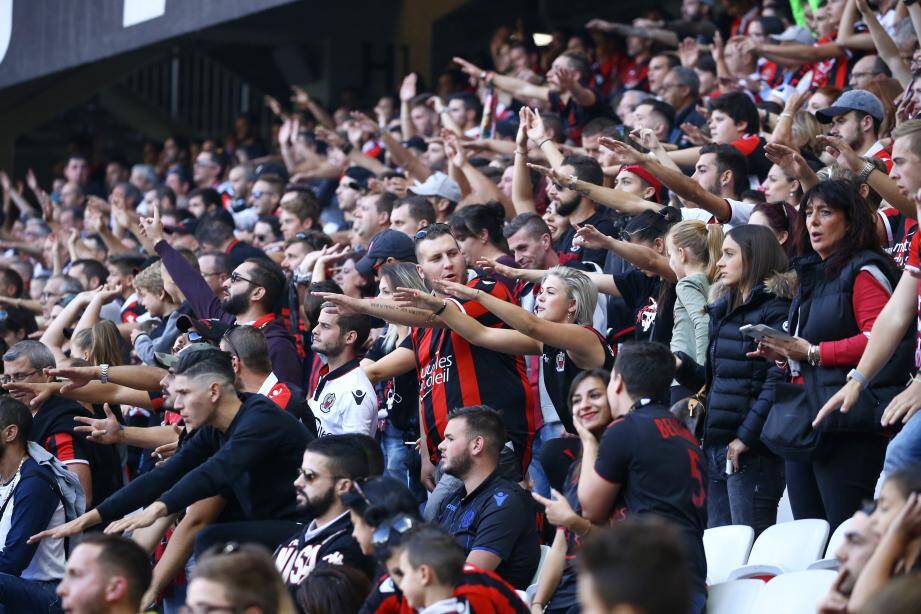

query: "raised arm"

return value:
[512, 109, 537, 214]
[835, 0, 876, 51]
[855, 0, 913, 86]
[529, 163, 661, 217]
[47, 364, 168, 393]
[40, 291, 96, 363]
[575, 224, 676, 282]
[454, 57, 550, 102]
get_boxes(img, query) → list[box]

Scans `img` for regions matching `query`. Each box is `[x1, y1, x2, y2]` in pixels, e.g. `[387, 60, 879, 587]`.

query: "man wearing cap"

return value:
[408, 172, 461, 223]
[817, 89, 892, 172]
[355, 229, 417, 277]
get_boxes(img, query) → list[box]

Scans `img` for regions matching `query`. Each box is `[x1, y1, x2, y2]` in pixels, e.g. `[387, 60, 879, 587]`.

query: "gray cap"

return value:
[769, 25, 815, 46]
[155, 342, 216, 368]
[816, 89, 885, 123]
[408, 171, 462, 203]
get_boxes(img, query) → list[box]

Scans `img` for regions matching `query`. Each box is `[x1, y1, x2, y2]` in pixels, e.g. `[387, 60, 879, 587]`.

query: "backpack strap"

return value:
[30, 466, 74, 557]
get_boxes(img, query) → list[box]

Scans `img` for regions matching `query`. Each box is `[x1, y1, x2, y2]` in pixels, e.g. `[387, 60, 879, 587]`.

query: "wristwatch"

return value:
[568, 174, 579, 190]
[857, 160, 875, 182]
[846, 368, 869, 390]
[100, 364, 109, 384]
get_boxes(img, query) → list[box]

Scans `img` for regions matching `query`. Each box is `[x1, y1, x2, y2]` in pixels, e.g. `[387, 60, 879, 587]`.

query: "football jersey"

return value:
[308, 358, 378, 437]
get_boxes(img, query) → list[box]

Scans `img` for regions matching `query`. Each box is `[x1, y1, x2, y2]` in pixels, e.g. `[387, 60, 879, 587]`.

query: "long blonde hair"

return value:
[667, 220, 724, 281]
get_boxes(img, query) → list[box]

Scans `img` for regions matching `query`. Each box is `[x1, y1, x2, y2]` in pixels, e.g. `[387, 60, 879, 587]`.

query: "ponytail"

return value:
[666, 220, 724, 281]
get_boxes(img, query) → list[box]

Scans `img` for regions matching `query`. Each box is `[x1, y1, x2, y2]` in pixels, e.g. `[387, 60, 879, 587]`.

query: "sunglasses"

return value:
[414, 222, 451, 241]
[297, 468, 344, 483]
[371, 513, 418, 549]
[229, 271, 257, 286]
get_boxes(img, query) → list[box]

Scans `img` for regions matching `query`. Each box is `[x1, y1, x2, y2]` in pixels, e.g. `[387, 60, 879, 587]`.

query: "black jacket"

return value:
[675, 272, 795, 451]
[95, 393, 311, 522]
[790, 251, 913, 433]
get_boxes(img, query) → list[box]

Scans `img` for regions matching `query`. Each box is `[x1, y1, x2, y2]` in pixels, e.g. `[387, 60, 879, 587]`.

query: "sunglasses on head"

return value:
[414, 222, 451, 241]
[371, 513, 418, 550]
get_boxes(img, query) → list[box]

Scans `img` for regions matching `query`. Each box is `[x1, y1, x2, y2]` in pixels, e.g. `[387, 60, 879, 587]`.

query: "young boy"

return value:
[397, 527, 470, 614]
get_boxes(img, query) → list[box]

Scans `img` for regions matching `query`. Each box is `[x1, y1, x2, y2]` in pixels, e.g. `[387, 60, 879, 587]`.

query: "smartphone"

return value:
[739, 324, 794, 342]
[725, 458, 735, 476]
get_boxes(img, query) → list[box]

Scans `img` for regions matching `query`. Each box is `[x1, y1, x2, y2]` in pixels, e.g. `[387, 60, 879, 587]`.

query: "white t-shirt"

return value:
[308, 359, 378, 437]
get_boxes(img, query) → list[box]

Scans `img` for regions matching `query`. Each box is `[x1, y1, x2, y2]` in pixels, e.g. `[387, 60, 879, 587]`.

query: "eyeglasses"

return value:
[414, 222, 451, 241]
[251, 190, 266, 199]
[228, 271, 257, 286]
[297, 468, 344, 483]
[371, 513, 418, 550]
[0, 369, 39, 384]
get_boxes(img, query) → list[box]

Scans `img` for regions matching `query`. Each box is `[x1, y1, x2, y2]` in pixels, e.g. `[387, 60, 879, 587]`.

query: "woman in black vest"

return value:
[674, 225, 793, 536]
[754, 180, 913, 531]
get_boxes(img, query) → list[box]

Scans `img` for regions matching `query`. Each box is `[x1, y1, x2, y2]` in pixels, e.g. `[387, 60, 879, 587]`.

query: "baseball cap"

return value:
[176, 315, 233, 344]
[356, 229, 417, 275]
[816, 89, 885, 123]
[408, 171, 462, 203]
[344, 167, 375, 192]
[155, 342, 217, 368]
[769, 25, 815, 46]
[619, 165, 663, 204]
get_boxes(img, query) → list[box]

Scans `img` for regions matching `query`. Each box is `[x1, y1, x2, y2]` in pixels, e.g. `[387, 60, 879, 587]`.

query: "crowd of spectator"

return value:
[0, 0, 921, 612]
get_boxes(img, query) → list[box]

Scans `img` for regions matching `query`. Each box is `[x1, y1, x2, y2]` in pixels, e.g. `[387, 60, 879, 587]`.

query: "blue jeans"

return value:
[528, 421, 565, 498]
[0, 574, 62, 613]
[705, 445, 784, 537]
[883, 411, 921, 475]
[382, 421, 426, 503]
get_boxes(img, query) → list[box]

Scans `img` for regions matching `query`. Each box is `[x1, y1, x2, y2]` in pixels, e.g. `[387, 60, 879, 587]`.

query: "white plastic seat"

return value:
[727, 519, 830, 580]
[705, 579, 764, 614]
[776, 487, 794, 524]
[807, 516, 853, 570]
[749, 570, 837, 614]
[531, 544, 551, 585]
[703, 525, 755, 584]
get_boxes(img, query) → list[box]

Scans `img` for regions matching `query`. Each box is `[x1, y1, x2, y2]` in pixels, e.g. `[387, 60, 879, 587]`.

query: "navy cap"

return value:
[356, 229, 416, 275]
[816, 89, 885, 123]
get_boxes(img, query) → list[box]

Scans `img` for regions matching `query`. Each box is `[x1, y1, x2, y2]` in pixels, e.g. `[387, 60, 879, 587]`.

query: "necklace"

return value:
[0, 456, 27, 513]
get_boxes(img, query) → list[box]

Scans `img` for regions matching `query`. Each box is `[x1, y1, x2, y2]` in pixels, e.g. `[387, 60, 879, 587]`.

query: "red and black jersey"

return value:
[359, 564, 529, 614]
[120, 293, 146, 324]
[407, 278, 538, 472]
[617, 58, 649, 91]
[879, 208, 918, 270]
[808, 34, 851, 89]
[730, 134, 771, 181]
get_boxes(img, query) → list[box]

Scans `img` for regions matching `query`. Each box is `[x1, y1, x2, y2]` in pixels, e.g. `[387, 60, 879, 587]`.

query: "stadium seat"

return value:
[705, 579, 764, 614]
[807, 517, 853, 570]
[748, 570, 837, 614]
[727, 519, 830, 580]
[531, 544, 551, 585]
[703, 525, 755, 584]
[776, 488, 794, 524]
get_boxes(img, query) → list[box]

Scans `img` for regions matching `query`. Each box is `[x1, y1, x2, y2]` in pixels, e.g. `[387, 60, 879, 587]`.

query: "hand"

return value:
[152, 428, 182, 466]
[524, 107, 548, 143]
[399, 73, 418, 103]
[392, 286, 444, 311]
[884, 491, 921, 542]
[784, 89, 810, 115]
[431, 279, 479, 301]
[678, 37, 700, 68]
[45, 365, 100, 393]
[289, 85, 311, 109]
[474, 257, 521, 281]
[442, 130, 467, 167]
[680, 122, 712, 146]
[29, 510, 101, 544]
[26, 168, 39, 193]
[747, 336, 811, 362]
[815, 135, 864, 173]
[573, 411, 599, 446]
[453, 57, 485, 80]
[630, 127, 664, 153]
[264, 95, 284, 118]
[817, 570, 850, 614]
[420, 452, 436, 492]
[104, 502, 168, 535]
[2, 382, 56, 408]
[574, 224, 614, 250]
[94, 281, 125, 305]
[532, 488, 580, 529]
[710, 30, 724, 60]
[516, 107, 532, 149]
[598, 137, 647, 165]
[315, 126, 346, 149]
[349, 111, 380, 136]
[74, 403, 124, 445]
[881, 378, 921, 427]
[312, 292, 364, 316]
[0, 171, 11, 194]
[726, 438, 749, 472]
[764, 142, 811, 179]
[138, 203, 165, 245]
[814, 379, 863, 427]
[548, 66, 578, 93]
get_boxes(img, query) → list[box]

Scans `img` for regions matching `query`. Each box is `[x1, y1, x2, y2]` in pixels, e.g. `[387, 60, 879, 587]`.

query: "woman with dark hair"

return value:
[755, 179, 913, 531]
[749, 200, 803, 259]
[530, 369, 615, 614]
[297, 564, 372, 614]
[448, 202, 515, 271]
[674, 224, 793, 536]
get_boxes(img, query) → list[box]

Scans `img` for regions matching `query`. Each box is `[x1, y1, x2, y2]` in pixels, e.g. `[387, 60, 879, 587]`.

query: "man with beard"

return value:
[143, 206, 302, 387]
[548, 155, 617, 268]
[273, 436, 375, 598]
[30, 349, 311, 554]
[817, 510, 880, 612]
[817, 90, 892, 172]
[307, 307, 377, 437]
[434, 406, 540, 590]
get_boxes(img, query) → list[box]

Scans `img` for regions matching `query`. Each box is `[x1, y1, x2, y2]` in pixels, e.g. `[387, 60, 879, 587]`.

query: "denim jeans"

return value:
[528, 421, 565, 498]
[705, 445, 785, 537]
[0, 574, 62, 613]
[883, 411, 921, 475]
[382, 421, 426, 503]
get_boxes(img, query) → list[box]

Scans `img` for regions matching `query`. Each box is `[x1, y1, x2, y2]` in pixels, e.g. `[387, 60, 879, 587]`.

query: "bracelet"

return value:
[807, 345, 821, 367]
[536, 138, 551, 149]
[779, 112, 793, 119]
[515, 149, 527, 155]
[848, 368, 870, 390]
[99, 364, 109, 384]
[857, 160, 875, 183]
[432, 300, 448, 317]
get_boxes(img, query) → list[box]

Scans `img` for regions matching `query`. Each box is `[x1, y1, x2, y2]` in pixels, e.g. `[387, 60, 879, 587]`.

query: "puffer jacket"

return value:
[675, 271, 795, 452]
